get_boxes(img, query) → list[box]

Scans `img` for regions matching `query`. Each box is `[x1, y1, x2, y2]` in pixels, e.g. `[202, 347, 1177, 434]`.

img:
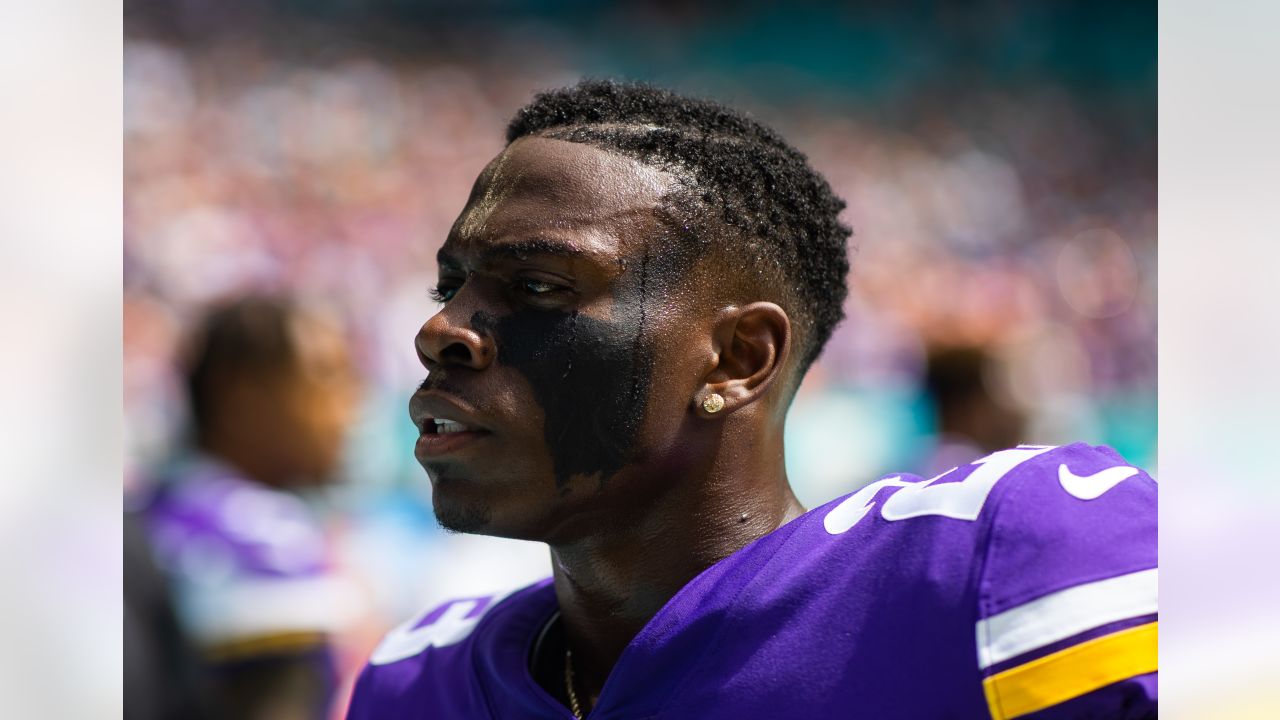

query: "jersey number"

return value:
[823, 445, 1056, 535]
[368, 593, 507, 665]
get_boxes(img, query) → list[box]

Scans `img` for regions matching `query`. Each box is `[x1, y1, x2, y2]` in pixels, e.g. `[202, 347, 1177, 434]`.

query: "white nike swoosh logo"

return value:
[1058, 464, 1140, 500]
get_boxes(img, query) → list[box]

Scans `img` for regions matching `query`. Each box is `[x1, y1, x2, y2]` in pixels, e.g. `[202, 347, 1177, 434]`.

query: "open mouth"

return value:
[422, 417, 480, 435]
[416, 416, 489, 458]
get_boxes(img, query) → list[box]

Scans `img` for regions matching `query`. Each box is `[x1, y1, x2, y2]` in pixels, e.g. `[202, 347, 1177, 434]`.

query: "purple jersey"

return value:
[143, 455, 355, 652]
[348, 443, 1157, 719]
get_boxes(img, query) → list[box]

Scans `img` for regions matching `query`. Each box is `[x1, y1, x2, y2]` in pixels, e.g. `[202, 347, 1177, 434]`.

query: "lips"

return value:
[410, 390, 492, 458]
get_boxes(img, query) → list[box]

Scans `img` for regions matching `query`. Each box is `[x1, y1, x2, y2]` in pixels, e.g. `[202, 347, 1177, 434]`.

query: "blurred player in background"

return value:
[347, 81, 1157, 719]
[139, 295, 362, 720]
[920, 344, 1027, 477]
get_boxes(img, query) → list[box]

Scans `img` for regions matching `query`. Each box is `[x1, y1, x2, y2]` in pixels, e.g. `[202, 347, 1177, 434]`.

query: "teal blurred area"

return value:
[122, 1, 1154, 712]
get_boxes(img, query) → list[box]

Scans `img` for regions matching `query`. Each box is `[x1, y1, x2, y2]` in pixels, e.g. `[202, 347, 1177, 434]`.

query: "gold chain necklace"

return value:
[564, 648, 584, 719]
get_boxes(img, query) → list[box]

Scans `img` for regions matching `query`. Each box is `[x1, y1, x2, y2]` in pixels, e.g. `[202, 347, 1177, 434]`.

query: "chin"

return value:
[425, 461, 564, 540]
[429, 475, 549, 540]
[432, 496, 494, 534]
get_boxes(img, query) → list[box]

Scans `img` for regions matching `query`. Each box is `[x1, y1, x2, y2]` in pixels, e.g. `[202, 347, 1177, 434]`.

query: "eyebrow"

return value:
[437, 238, 590, 270]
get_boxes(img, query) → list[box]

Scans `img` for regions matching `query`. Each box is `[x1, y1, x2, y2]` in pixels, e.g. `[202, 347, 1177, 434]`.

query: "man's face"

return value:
[411, 136, 708, 540]
[271, 312, 362, 482]
[225, 311, 361, 485]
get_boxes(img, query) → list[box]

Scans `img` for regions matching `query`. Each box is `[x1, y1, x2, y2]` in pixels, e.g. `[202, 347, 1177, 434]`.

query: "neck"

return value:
[544, 429, 805, 705]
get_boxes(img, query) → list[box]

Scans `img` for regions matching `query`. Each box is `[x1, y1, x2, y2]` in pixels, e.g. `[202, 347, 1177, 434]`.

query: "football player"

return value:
[348, 81, 1157, 719]
[143, 295, 362, 719]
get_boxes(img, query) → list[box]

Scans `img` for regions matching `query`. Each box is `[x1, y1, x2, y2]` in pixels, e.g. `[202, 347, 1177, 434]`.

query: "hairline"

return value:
[501, 125, 823, 387]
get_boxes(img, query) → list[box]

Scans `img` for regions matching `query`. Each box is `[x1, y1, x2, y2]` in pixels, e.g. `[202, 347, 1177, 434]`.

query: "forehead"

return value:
[444, 135, 674, 262]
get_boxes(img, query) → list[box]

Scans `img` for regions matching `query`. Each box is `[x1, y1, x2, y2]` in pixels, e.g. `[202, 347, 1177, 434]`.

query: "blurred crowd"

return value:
[123, 5, 1154, 717]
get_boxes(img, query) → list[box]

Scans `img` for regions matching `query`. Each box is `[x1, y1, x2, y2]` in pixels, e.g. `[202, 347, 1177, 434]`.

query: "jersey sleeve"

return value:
[344, 583, 540, 720]
[976, 443, 1157, 720]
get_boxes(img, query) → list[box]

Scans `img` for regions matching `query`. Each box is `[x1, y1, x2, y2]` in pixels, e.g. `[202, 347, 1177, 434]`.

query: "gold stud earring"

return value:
[702, 393, 725, 414]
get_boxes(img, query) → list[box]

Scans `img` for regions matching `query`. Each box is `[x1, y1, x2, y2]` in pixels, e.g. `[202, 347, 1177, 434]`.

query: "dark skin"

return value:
[412, 136, 806, 711]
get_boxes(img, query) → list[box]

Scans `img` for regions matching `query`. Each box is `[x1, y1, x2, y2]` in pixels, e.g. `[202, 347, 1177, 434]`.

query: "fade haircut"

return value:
[506, 79, 852, 373]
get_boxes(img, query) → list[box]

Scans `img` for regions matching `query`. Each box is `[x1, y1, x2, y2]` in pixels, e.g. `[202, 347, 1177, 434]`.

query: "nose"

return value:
[415, 307, 496, 371]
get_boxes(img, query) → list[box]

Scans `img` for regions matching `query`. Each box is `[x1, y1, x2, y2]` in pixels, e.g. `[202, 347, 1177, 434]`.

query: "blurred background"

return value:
[121, 1, 1155, 717]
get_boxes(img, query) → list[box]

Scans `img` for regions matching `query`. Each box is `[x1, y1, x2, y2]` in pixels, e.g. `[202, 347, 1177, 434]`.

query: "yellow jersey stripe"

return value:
[204, 630, 328, 662]
[983, 621, 1157, 720]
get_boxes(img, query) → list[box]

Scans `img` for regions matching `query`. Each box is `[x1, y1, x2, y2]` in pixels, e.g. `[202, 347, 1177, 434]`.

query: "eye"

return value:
[519, 278, 562, 295]
[429, 284, 459, 303]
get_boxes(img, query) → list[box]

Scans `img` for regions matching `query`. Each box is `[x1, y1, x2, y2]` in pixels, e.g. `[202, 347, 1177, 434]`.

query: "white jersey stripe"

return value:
[977, 567, 1158, 669]
[182, 574, 359, 644]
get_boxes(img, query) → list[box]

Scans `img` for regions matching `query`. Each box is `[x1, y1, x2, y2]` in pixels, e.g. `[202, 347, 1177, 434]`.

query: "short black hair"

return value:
[183, 295, 301, 441]
[506, 79, 851, 373]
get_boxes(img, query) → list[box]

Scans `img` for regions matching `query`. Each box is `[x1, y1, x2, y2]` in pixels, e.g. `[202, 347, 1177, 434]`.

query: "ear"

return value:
[695, 302, 792, 417]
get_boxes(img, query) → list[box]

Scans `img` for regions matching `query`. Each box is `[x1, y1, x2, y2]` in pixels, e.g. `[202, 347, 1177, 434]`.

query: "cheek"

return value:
[632, 328, 704, 446]
[485, 309, 655, 489]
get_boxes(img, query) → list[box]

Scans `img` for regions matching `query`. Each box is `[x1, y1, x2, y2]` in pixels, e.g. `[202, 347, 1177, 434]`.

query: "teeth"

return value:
[434, 419, 471, 435]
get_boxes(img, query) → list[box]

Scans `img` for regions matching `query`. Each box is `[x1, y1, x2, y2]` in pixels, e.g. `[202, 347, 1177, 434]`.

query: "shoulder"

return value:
[977, 442, 1157, 606]
[794, 444, 1153, 639]
[817, 442, 1154, 544]
[971, 443, 1158, 719]
[141, 461, 346, 648]
[810, 443, 1157, 716]
[146, 460, 330, 581]
[815, 441, 1155, 610]
[348, 579, 554, 720]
